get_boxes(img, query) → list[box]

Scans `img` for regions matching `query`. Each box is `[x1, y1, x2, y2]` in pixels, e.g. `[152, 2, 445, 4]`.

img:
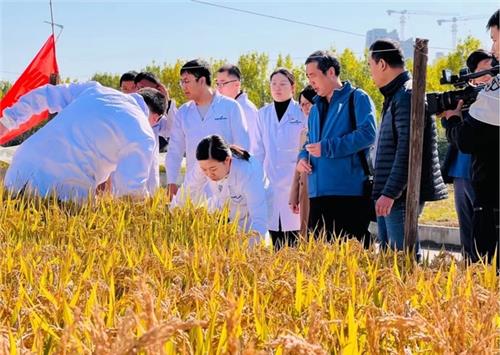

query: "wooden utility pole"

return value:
[404, 38, 428, 254]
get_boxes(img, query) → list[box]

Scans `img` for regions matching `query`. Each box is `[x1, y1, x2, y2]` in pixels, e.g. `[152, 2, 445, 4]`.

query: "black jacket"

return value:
[372, 71, 448, 202]
[445, 115, 499, 208]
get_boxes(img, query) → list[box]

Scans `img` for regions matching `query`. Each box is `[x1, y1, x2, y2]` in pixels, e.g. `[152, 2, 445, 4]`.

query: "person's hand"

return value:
[289, 202, 300, 214]
[443, 100, 464, 120]
[296, 159, 312, 174]
[305, 143, 321, 157]
[376, 195, 395, 217]
[0, 121, 9, 138]
[167, 183, 178, 200]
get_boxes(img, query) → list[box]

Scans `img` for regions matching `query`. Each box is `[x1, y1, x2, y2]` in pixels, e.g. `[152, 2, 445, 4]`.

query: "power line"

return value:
[190, 0, 365, 38]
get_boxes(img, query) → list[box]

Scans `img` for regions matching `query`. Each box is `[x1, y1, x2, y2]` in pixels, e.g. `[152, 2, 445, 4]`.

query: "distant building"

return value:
[435, 52, 445, 61]
[365, 28, 414, 60]
[366, 28, 399, 48]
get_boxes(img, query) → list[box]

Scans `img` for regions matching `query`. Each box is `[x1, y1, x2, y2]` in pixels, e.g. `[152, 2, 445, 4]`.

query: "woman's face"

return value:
[198, 157, 231, 181]
[299, 95, 313, 118]
[270, 73, 294, 102]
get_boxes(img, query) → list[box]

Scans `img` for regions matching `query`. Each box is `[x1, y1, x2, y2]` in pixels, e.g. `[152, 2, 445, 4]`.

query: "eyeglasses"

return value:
[179, 79, 192, 87]
[215, 79, 238, 88]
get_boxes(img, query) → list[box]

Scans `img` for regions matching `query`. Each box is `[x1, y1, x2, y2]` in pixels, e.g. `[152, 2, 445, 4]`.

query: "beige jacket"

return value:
[289, 128, 309, 236]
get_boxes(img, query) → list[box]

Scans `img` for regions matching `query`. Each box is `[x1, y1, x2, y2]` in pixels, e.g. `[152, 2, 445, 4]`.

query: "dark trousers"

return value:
[308, 195, 372, 248]
[453, 178, 475, 260]
[269, 217, 299, 250]
[471, 205, 499, 270]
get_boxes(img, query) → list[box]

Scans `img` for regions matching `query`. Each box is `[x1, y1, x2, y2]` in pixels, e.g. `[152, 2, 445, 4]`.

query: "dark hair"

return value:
[369, 39, 405, 68]
[217, 64, 241, 80]
[487, 9, 499, 29]
[196, 135, 250, 162]
[138, 88, 166, 115]
[270, 67, 295, 85]
[466, 49, 493, 72]
[298, 85, 316, 104]
[134, 72, 160, 86]
[180, 59, 212, 86]
[305, 50, 341, 76]
[119, 71, 137, 86]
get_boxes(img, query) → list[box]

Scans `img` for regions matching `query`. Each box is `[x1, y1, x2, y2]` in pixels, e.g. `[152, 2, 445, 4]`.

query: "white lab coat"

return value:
[236, 92, 259, 155]
[172, 156, 271, 239]
[1, 82, 156, 201]
[166, 91, 250, 187]
[254, 100, 307, 231]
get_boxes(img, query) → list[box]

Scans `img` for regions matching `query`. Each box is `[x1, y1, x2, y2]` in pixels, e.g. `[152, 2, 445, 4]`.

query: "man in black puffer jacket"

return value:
[368, 39, 447, 254]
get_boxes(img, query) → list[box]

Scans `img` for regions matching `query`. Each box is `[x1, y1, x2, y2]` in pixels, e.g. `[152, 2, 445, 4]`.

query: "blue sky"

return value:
[1, 0, 497, 82]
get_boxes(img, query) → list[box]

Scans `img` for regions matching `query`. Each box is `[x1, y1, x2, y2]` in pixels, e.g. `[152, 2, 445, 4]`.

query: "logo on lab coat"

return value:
[214, 115, 228, 121]
[231, 194, 243, 203]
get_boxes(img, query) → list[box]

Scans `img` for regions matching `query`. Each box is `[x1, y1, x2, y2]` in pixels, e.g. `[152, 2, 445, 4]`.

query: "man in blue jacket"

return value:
[296, 50, 377, 245]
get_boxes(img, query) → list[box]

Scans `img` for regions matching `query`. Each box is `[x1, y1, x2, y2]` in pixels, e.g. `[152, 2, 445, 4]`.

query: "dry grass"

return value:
[0, 187, 498, 354]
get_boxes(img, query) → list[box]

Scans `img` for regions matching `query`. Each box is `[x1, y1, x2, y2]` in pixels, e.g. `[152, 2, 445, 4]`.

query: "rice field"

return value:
[0, 188, 498, 354]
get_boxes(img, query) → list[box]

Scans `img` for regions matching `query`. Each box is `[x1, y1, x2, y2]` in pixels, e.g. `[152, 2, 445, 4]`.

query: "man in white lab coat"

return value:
[166, 59, 250, 199]
[216, 64, 260, 154]
[0, 82, 166, 201]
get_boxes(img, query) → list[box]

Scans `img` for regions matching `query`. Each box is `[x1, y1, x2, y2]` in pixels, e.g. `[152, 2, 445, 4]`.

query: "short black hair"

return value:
[180, 59, 212, 86]
[217, 64, 241, 80]
[298, 85, 316, 104]
[138, 88, 166, 115]
[466, 49, 493, 72]
[119, 71, 137, 86]
[369, 39, 405, 68]
[305, 50, 341, 76]
[487, 9, 499, 29]
[270, 67, 295, 85]
[134, 72, 160, 86]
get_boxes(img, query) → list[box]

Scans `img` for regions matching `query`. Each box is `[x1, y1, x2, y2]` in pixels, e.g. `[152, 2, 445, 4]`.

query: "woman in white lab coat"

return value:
[173, 134, 270, 246]
[254, 68, 307, 249]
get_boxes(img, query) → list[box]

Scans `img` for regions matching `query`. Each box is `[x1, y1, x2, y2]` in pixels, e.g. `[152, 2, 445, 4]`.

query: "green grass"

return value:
[420, 185, 458, 227]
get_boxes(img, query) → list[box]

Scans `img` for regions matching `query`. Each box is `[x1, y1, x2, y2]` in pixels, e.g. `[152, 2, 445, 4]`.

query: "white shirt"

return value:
[236, 92, 259, 155]
[166, 91, 250, 185]
[469, 75, 500, 127]
[254, 100, 307, 231]
[2, 82, 156, 201]
[172, 156, 271, 239]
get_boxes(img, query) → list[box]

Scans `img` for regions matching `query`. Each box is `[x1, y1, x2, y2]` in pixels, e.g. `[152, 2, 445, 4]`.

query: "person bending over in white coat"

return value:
[172, 134, 270, 247]
[0, 81, 166, 201]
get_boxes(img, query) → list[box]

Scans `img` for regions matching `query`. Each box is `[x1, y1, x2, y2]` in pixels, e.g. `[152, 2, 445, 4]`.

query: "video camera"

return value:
[427, 62, 499, 115]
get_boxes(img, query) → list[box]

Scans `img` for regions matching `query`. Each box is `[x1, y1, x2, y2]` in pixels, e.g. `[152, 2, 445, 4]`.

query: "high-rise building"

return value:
[365, 28, 414, 59]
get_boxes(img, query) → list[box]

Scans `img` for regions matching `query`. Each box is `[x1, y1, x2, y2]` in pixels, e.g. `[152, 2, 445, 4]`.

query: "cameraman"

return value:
[443, 10, 499, 269]
[441, 49, 493, 261]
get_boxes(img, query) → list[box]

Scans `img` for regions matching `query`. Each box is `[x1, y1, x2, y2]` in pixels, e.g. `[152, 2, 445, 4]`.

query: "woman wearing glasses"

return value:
[253, 68, 307, 249]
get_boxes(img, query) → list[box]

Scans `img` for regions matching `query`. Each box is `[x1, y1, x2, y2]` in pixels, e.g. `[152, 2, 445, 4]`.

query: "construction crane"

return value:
[437, 15, 487, 49]
[387, 9, 456, 41]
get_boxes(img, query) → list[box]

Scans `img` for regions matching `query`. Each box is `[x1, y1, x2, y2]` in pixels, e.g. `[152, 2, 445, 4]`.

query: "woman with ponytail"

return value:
[172, 134, 270, 246]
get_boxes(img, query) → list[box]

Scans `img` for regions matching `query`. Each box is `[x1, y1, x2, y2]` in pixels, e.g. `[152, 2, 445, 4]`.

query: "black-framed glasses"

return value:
[215, 80, 238, 88]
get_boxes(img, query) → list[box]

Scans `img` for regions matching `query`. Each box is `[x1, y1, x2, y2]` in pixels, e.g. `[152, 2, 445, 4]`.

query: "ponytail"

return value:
[196, 135, 250, 162]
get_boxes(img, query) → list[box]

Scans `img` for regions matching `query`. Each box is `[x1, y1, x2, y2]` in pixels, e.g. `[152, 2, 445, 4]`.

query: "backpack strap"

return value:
[348, 89, 372, 177]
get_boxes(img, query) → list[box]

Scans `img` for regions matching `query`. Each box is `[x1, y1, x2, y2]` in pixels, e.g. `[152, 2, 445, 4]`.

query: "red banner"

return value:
[0, 35, 59, 144]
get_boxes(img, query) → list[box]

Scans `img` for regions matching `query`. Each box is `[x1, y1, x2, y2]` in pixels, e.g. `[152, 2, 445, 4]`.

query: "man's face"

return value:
[491, 26, 500, 60]
[305, 62, 335, 97]
[216, 71, 240, 99]
[471, 58, 493, 85]
[147, 112, 161, 127]
[136, 79, 158, 90]
[120, 80, 136, 94]
[368, 56, 385, 88]
[179, 72, 203, 101]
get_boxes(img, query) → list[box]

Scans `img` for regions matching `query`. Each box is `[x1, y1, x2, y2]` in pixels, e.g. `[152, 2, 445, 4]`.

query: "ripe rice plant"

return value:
[0, 187, 498, 354]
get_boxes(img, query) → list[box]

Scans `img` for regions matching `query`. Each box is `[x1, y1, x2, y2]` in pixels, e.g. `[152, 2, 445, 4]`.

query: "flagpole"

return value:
[49, 0, 55, 38]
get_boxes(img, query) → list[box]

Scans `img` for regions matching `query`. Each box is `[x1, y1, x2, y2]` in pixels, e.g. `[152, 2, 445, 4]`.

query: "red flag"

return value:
[0, 35, 59, 145]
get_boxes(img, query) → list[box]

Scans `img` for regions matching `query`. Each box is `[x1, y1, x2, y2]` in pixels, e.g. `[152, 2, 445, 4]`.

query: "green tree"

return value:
[238, 52, 270, 107]
[90, 72, 120, 89]
[0, 80, 12, 100]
